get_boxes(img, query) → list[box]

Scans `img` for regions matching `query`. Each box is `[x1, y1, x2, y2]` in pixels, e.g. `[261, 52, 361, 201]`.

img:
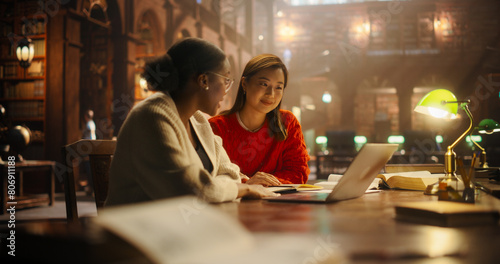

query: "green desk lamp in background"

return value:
[470, 119, 500, 168]
[414, 89, 474, 180]
[477, 119, 500, 134]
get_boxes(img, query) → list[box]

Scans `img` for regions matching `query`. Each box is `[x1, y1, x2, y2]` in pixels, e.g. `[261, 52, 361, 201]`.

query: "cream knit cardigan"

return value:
[105, 92, 240, 205]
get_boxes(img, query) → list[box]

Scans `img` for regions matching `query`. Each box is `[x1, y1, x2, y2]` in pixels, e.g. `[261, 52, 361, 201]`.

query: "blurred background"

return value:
[1, 0, 499, 169]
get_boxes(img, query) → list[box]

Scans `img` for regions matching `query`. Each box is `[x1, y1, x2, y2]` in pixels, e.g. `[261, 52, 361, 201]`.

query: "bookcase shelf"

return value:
[11, 117, 44, 122]
[0, 76, 44, 80]
[0, 5, 47, 160]
[0, 97, 44, 101]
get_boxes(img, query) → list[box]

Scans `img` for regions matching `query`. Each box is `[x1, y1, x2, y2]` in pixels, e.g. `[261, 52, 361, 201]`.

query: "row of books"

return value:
[0, 43, 15, 58]
[1, 62, 17, 78]
[0, 60, 45, 78]
[3, 80, 44, 98]
[21, 20, 46, 35]
[32, 39, 45, 56]
[6, 101, 44, 118]
[0, 22, 13, 37]
[12, 2, 43, 18]
[0, 20, 46, 38]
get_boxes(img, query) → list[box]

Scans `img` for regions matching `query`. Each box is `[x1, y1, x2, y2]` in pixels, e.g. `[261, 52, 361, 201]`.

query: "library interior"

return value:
[1, 0, 500, 263]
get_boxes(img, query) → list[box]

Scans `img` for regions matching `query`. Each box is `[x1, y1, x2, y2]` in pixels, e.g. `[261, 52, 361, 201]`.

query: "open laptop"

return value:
[264, 143, 399, 203]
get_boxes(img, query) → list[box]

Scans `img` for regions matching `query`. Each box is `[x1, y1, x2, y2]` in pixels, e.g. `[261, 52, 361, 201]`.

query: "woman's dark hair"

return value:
[222, 54, 289, 141]
[141, 38, 226, 94]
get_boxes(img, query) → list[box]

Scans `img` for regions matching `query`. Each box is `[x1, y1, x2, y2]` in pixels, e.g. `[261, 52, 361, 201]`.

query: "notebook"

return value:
[264, 143, 399, 203]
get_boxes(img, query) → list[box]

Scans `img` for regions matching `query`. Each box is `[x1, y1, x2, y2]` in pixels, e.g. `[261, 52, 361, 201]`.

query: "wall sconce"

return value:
[414, 89, 473, 179]
[316, 136, 328, 152]
[139, 77, 148, 90]
[279, 23, 297, 42]
[434, 18, 441, 30]
[354, 135, 367, 151]
[322, 91, 332, 104]
[16, 37, 35, 69]
[387, 135, 405, 144]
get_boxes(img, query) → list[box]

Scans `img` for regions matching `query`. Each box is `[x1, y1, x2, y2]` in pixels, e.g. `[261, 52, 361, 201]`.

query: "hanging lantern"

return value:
[16, 37, 35, 68]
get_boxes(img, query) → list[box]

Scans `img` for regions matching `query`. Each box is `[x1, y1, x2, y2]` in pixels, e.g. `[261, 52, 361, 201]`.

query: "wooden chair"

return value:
[62, 139, 116, 223]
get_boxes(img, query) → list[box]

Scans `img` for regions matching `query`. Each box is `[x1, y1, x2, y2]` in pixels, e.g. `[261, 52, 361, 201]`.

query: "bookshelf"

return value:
[0, 4, 47, 154]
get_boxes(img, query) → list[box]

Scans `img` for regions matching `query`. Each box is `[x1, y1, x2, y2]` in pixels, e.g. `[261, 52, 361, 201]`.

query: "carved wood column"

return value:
[46, 9, 84, 162]
[111, 33, 137, 137]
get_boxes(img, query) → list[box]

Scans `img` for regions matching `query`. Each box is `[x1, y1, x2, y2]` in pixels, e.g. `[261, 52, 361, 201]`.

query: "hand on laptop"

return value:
[246, 172, 281, 187]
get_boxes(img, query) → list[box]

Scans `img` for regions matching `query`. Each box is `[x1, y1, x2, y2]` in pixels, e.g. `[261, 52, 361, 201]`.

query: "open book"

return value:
[377, 171, 444, 191]
[395, 201, 500, 227]
[385, 164, 444, 174]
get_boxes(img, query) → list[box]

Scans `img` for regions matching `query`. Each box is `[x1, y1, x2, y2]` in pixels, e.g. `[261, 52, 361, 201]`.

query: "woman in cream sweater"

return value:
[106, 38, 278, 206]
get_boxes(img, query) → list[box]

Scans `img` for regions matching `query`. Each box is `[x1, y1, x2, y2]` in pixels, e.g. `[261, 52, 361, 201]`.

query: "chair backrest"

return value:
[62, 139, 116, 223]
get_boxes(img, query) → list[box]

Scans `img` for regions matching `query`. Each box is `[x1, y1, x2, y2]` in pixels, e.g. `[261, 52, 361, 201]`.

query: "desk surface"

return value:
[2, 190, 500, 263]
[215, 190, 500, 263]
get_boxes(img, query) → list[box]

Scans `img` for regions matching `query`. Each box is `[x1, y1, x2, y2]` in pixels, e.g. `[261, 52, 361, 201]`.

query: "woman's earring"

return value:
[205, 86, 209, 91]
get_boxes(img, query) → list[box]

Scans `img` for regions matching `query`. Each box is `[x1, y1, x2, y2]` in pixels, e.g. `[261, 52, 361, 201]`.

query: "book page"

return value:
[378, 172, 444, 191]
[385, 176, 436, 191]
[327, 174, 343, 182]
[382, 171, 442, 179]
[267, 184, 323, 192]
[385, 164, 444, 174]
[266, 186, 297, 193]
[93, 196, 347, 264]
[93, 196, 254, 264]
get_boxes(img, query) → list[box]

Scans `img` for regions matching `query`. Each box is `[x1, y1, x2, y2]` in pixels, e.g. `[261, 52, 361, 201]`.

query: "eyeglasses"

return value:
[207, 71, 234, 93]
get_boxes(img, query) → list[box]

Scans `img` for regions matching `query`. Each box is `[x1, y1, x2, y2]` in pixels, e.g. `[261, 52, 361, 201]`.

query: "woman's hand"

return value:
[237, 183, 280, 199]
[246, 172, 281, 187]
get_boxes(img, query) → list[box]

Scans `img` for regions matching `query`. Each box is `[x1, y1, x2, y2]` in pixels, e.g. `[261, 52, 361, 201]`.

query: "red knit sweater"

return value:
[209, 110, 310, 184]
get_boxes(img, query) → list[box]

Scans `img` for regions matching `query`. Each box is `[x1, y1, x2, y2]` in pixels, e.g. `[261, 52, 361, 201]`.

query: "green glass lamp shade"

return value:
[414, 89, 458, 119]
[477, 119, 500, 134]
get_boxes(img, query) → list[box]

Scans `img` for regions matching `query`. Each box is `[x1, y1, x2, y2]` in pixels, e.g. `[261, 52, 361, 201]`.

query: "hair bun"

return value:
[141, 54, 179, 92]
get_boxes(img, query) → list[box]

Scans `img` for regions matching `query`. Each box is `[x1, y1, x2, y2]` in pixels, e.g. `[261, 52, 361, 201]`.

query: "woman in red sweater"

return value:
[209, 54, 309, 185]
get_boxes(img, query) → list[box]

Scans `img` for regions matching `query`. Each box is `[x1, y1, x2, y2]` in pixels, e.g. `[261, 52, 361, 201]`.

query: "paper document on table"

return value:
[93, 196, 253, 264]
[267, 184, 323, 193]
[93, 196, 347, 264]
[315, 174, 379, 190]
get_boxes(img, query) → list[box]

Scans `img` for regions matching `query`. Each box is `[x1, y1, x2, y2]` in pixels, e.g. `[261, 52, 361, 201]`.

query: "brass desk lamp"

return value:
[414, 89, 473, 180]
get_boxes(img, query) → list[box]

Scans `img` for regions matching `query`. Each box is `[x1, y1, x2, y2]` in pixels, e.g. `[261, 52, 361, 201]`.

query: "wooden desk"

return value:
[2, 190, 500, 263]
[0, 160, 55, 214]
[214, 191, 500, 263]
